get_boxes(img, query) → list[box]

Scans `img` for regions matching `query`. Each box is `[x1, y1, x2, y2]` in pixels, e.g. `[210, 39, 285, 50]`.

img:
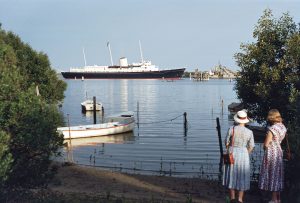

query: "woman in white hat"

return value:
[223, 110, 255, 203]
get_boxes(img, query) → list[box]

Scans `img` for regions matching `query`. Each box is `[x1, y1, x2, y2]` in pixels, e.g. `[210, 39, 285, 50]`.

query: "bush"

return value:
[0, 26, 66, 189]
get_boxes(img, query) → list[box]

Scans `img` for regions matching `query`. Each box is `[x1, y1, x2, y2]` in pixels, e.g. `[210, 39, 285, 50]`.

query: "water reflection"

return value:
[64, 131, 135, 147]
[60, 79, 263, 178]
[81, 110, 105, 123]
[120, 80, 128, 112]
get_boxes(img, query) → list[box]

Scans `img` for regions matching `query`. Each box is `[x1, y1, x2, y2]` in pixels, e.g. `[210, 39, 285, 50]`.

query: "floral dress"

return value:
[223, 126, 255, 191]
[259, 123, 287, 192]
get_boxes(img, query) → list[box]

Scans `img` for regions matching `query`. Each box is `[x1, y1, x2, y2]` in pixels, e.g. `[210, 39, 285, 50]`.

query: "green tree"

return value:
[234, 9, 300, 201]
[234, 9, 300, 124]
[7, 86, 64, 186]
[0, 27, 65, 189]
[0, 29, 66, 103]
[0, 131, 13, 185]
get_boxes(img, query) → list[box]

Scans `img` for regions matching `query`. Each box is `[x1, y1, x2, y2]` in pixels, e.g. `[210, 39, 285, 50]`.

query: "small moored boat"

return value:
[228, 102, 244, 116]
[81, 100, 103, 111]
[57, 111, 135, 139]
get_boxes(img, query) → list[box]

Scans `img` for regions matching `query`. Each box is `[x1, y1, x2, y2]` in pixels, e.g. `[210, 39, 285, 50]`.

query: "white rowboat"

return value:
[57, 111, 134, 139]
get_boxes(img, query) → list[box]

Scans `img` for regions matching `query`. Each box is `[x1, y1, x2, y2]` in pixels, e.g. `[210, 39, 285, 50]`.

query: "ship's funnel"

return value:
[120, 57, 128, 67]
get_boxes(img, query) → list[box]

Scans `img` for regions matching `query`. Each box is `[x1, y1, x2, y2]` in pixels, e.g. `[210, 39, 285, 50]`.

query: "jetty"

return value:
[209, 64, 237, 79]
[186, 64, 237, 80]
[191, 69, 210, 81]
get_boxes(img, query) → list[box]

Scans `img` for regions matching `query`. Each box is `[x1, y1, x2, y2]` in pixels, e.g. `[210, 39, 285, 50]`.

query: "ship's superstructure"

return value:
[61, 41, 185, 79]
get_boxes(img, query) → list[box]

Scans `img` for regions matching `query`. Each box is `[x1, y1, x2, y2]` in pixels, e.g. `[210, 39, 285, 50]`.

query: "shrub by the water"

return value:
[0, 25, 66, 193]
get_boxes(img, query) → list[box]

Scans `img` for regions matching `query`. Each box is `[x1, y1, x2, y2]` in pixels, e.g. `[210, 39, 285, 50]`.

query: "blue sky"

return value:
[0, 0, 299, 72]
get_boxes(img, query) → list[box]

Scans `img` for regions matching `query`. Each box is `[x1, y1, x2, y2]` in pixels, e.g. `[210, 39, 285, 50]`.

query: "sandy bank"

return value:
[47, 163, 261, 202]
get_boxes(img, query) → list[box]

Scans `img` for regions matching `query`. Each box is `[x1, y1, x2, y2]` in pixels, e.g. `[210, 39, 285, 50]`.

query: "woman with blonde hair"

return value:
[259, 109, 287, 203]
[223, 110, 255, 203]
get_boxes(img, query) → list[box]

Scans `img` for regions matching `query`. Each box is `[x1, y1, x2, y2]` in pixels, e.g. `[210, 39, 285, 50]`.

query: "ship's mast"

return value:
[139, 40, 144, 63]
[82, 47, 87, 67]
[107, 41, 114, 66]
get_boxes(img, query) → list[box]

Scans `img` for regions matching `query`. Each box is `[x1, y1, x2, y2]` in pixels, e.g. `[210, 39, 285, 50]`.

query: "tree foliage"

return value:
[0, 27, 66, 188]
[234, 9, 300, 124]
[1, 30, 66, 104]
[235, 9, 300, 201]
[0, 131, 13, 184]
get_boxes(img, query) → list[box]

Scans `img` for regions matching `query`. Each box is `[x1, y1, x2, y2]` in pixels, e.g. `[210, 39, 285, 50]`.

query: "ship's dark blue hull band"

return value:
[61, 68, 185, 79]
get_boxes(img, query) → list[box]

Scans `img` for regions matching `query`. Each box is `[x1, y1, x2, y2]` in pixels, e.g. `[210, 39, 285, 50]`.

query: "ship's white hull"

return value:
[61, 68, 185, 79]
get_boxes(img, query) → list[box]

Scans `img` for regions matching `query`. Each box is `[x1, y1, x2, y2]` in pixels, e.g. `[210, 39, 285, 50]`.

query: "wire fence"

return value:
[62, 111, 265, 182]
[65, 151, 263, 182]
[63, 143, 265, 182]
[137, 113, 184, 125]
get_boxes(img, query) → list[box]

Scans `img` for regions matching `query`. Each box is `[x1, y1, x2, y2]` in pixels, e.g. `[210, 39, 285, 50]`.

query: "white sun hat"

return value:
[234, 110, 249, 124]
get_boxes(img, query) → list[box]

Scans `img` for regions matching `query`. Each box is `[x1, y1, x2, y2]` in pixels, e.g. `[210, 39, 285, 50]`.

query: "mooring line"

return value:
[137, 114, 183, 125]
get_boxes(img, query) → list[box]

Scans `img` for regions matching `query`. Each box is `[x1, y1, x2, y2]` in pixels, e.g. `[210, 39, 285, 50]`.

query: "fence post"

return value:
[67, 114, 74, 162]
[93, 96, 97, 124]
[216, 117, 224, 158]
[184, 112, 187, 136]
[101, 106, 104, 123]
[137, 101, 139, 129]
[221, 99, 224, 115]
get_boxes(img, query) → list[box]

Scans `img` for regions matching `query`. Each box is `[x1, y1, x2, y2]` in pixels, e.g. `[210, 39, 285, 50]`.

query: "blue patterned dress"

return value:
[259, 123, 286, 192]
[223, 125, 255, 191]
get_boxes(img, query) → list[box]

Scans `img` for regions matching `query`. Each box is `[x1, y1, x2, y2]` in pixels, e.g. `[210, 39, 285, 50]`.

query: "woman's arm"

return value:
[224, 128, 232, 149]
[247, 131, 255, 153]
[263, 131, 273, 150]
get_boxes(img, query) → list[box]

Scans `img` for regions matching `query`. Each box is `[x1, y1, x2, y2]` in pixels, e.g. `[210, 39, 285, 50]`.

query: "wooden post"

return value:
[160, 157, 163, 175]
[218, 156, 223, 182]
[101, 106, 104, 123]
[137, 101, 139, 129]
[216, 117, 224, 158]
[67, 114, 73, 162]
[184, 112, 187, 136]
[221, 99, 224, 115]
[93, 96, 96, 124]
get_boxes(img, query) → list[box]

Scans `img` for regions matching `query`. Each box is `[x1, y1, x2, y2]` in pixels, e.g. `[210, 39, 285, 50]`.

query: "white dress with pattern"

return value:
[222, 125, 255, 191]
[258, 123, 286, 192]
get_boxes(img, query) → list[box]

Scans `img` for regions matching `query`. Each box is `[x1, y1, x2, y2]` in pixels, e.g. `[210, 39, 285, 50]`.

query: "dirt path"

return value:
[48, 163, 261, 202]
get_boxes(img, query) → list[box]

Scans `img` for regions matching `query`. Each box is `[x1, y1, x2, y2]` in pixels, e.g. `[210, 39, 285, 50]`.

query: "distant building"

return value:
[184, 64, 237, 80]
[191, 69, 209, 81]
[209, 64, 236, 79]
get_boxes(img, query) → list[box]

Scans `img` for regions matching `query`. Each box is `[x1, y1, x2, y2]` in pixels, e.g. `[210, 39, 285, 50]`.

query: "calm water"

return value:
[59, 79, 263, 178]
